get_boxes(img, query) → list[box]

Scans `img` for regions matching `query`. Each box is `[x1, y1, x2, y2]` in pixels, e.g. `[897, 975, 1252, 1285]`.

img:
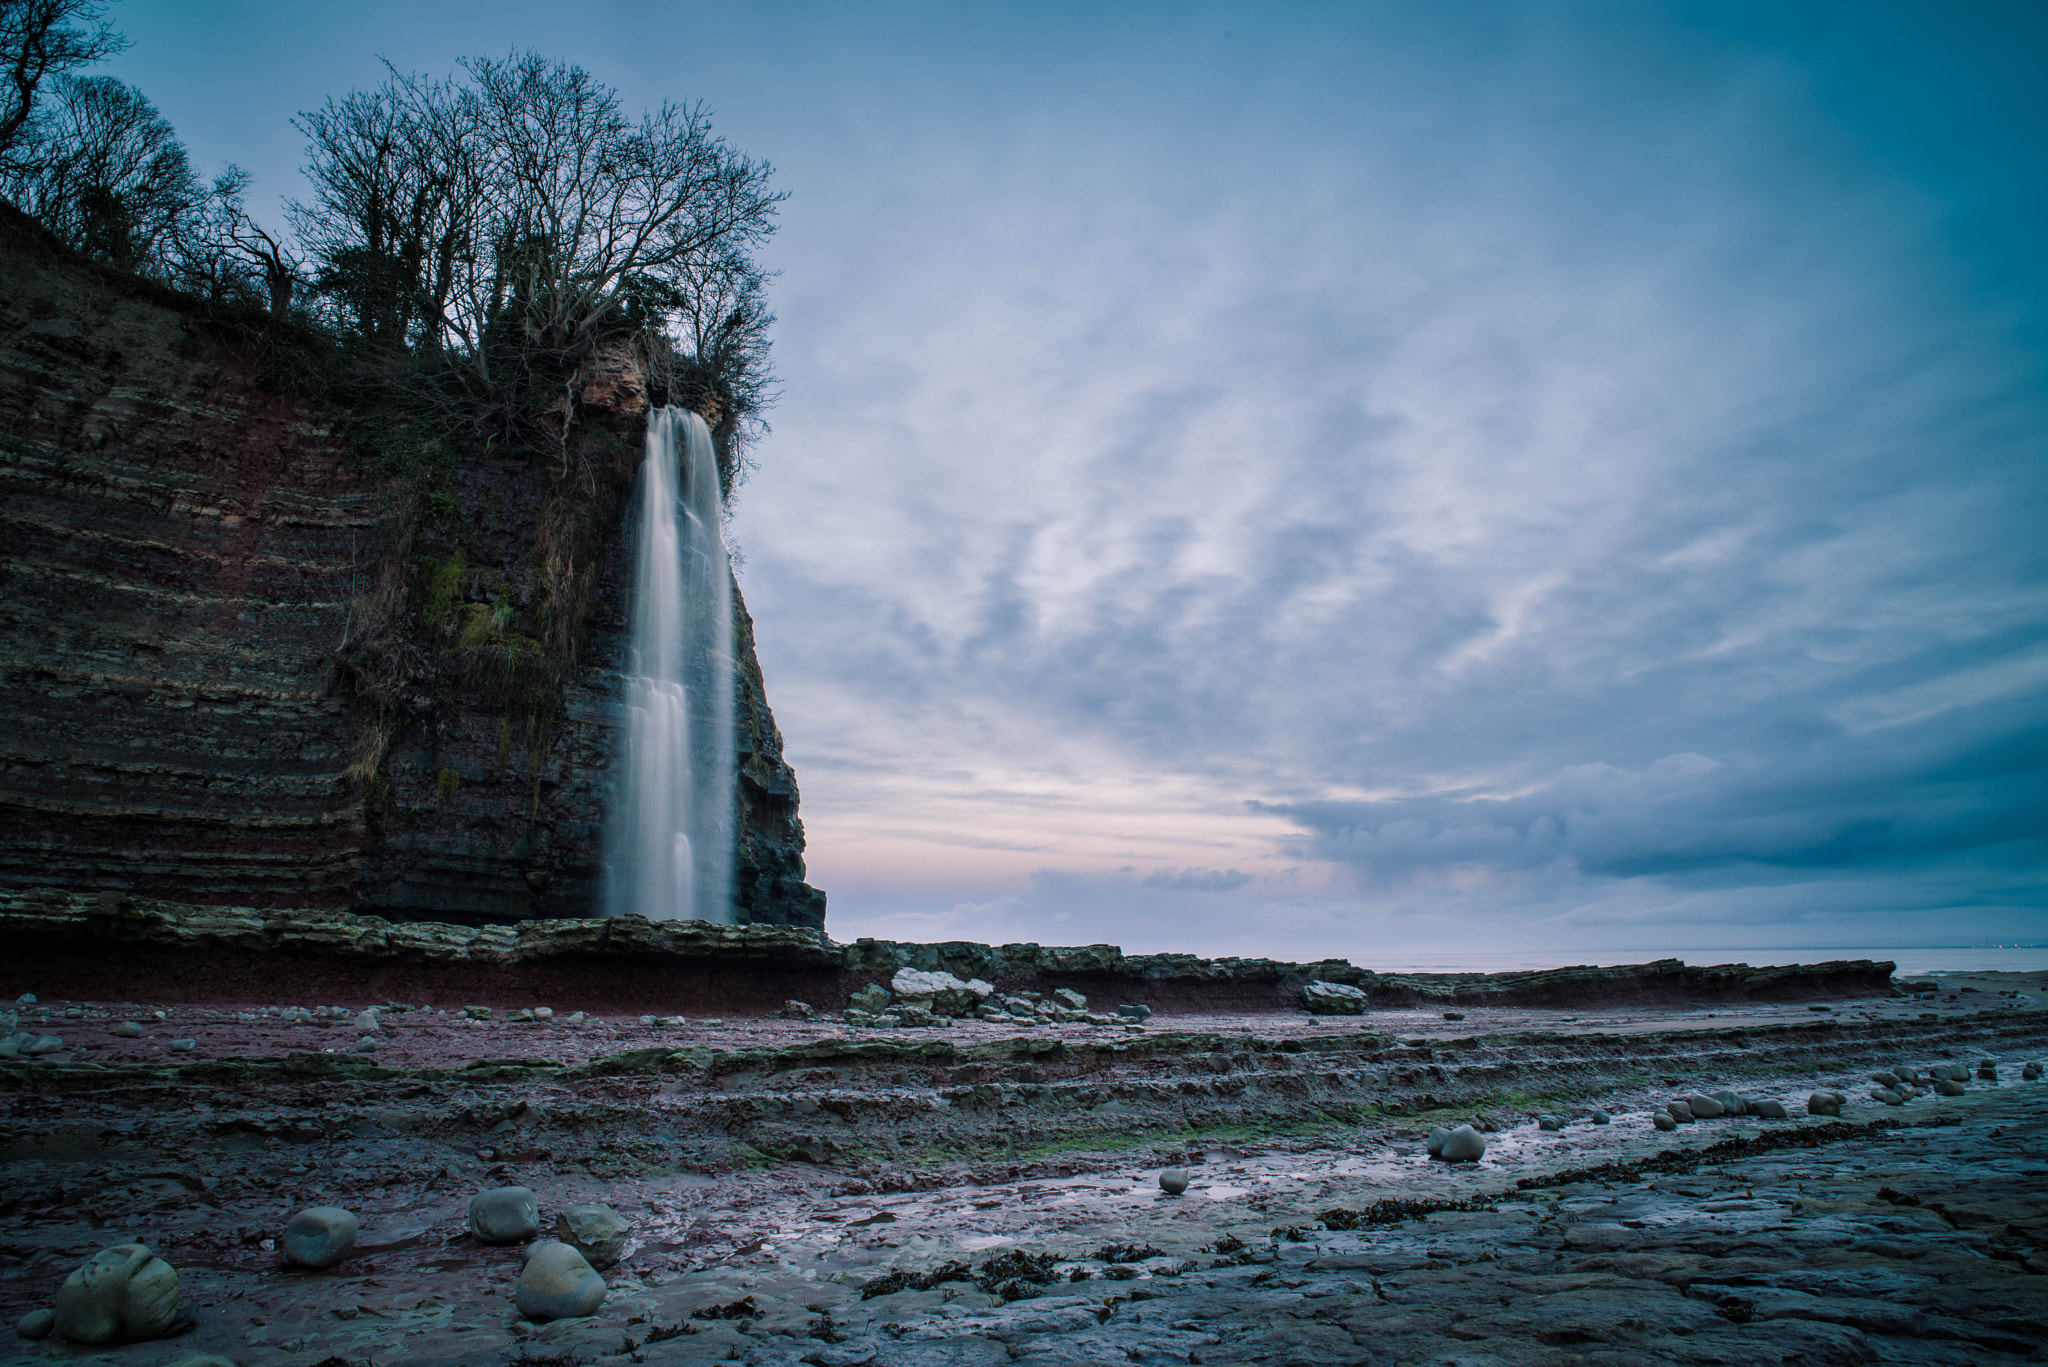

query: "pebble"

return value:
[515, 1240, 606, 1321]
[15, 1308, 54, 1339]
[54, 1243, 179, 1344]
[1681, 1094, 1725, 1118]
[1590, 1108, 1610, 1124]
[113, 1021, 142, 1039]
[1159, 1168, 1190, 1196]
[1437, 1124, 1486, 1162]
[470, 1186, 540, 1244]
[533, 1007, 554, 1023]
[1652, 1111, 1677, 1131]
[168, 1039, 195, 1053]
[1808, 1090, 1846, 1116]
[283, 1206, 358, 1269]
[554, 1204, 629, 1270]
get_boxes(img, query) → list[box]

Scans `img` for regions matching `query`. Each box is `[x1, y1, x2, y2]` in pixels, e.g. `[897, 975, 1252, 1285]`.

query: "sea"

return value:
[1362, 948, 2048, 976]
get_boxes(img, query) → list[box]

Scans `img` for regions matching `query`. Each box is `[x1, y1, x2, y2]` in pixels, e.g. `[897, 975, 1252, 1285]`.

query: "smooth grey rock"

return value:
[1537, 1114, 1564, 1131]
[532, 1007, 553, 1023]
[1117, 1004, 1152, 1021]
[353, 1009, 380, 1034]
[1710, 1090, 1746, 1115]
[554, 1204, 629, 1270]
[1438, 1124, 1486, 1162]
[1653, 1112, 1678, 1131]
[54, 1243, 178, 1344]
[1159, 1168, 1190, 1196]
[1425, 1126, 1450, 1156]
[1750, 1098, 1788, 1119]
[1808, 1090, 1845, 1116]
[1872, 1088, 1903, 1105]
[1682, 1094, 1725, 1118]
[1300, 980, 1369, 1015]
[1666, 1101, 1694, 1122]
[168, 1038, 195, 1052]
[25, 1034, 62, 1055]
[469, 1186, 540, 1244]
[352, 1036, 378, 1053]
[1893, 1066, 1918, 1085]
[283, 1206, 357, 1269]
[2025, 1062, 2042, 1079]
[1590, 1108, 1610, 1124]
[514, 1241, 606, 1321]
[1871, 1071, 1899, 1087]
[1936, 1078, 1966, 1096]
[112, 1021, 142, 1039]
[15, 1308, 54, 1339]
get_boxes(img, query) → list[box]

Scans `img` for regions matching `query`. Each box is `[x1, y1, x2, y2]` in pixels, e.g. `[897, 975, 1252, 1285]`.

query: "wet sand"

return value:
[3, 989, 2046, 1365]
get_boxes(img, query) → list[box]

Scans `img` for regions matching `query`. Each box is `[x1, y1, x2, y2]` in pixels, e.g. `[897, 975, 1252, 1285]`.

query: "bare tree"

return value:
[0, 0, 125, 162]
[291, 51, 784, 427]
[2, 73, 202, 268]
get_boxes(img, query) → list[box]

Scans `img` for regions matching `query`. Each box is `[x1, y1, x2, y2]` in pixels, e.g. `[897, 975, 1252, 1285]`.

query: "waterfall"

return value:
[605, 408, 735, 924]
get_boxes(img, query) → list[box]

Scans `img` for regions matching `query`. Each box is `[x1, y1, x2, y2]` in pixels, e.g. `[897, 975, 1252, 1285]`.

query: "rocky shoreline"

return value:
[3, 890, 1899, 1015]
[2, 959, 2045, 1364]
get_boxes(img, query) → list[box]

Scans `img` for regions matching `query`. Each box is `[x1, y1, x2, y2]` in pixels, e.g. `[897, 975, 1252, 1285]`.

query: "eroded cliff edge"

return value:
[0, 204, 825, 927]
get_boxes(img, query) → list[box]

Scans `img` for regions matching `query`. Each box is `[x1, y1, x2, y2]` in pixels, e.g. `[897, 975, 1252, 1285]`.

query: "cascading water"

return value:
[605, 408, 735, 924]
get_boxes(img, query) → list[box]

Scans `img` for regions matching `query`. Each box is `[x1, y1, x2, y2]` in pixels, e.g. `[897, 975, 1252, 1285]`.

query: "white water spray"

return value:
[605, 408, 735, 923]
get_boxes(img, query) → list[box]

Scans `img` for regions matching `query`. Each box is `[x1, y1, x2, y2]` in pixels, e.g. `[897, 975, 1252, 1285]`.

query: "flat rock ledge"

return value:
[3, 888, 1896, 1011]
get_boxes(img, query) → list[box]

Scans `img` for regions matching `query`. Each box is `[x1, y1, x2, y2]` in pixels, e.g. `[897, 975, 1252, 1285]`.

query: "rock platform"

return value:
[0, 963, 2044, 1363]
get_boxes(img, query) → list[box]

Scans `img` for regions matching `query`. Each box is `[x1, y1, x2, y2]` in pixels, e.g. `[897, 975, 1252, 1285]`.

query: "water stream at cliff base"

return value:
[606, 407, 735, 923]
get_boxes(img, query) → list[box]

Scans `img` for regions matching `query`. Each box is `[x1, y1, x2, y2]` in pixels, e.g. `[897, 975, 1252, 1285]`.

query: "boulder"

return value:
[1681, 1094, 1725, 1118]
[1425, 1126, 1450, 1156]
[1936, 1078, 1966, 1096]
[1652, 1111, 1677, 1131]
[469, 1186, 540, 1244]
[1300, 980, 1369, 1015]
[515, 1241, 606, 1321]
[1667, 1101, 1693, 1122]
[1053, 988, 1088, 1011]
[1437, 1124, 1486, 1162]
[1590, 1108, 1611, 1124]
[1979, 1062, 2000, 1080]
[113, 1021, 142, 1039]
[53, 1243, 179, 1344]
[847, 984, 893, 1015]
[554, 1204, 629, 1270]
[2025, 1062, 2043, 1080]
[463, 1005, 494, 1020]
[1537, 1114, 1564, 1132]
[354, 1009, 380, 1034]
[282, 1206, 357, 1269]
[1117, 1004, 1152, 1021]
[1710, 1090, 1746, 1116]
[1750, 1099, 1788, 1119]
[168, 1039, 194, 1052]
[16, 1308, 54, 1339]
[777, 1000, 816, 1021]
[1871, 1072, 1900, 1088]
[1159, 1167, 1190, 1196]
[25, 1034, 62, 1055]
[1807, 1091, 1845, 1116]
[1871, 1088, 1903, 1106]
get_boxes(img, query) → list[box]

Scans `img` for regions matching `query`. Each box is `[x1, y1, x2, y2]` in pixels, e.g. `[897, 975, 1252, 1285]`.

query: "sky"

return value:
[109, 1, 2048, 961]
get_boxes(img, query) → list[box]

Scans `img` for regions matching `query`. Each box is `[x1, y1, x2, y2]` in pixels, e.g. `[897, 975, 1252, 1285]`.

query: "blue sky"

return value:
[113, 1, 2048, 958]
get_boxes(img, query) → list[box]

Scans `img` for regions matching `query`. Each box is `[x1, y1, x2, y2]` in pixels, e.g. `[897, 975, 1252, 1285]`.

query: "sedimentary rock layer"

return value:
[0, 205, 825, 927]
[2, 890, 1894, 1013]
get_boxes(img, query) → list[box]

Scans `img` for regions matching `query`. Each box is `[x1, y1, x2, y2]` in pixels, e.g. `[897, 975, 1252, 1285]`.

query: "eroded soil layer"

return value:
[3, 981, 2047, 1365]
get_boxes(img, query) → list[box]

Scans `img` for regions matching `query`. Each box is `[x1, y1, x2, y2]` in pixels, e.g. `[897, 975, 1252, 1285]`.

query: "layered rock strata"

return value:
[0, 204, 824, 927]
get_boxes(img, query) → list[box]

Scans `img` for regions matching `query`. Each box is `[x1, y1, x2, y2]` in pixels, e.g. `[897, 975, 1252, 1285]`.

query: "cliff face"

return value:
[0, 204, 825, 928]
